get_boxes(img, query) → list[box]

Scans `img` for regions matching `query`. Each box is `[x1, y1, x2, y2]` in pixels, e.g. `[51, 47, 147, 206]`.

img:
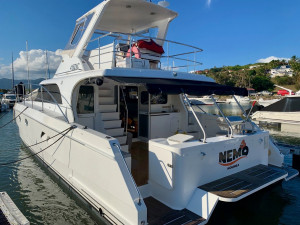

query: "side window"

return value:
[141, 91, 168, 105]
[42, 84, 62, 104]
[71, 22, 84, 45]
[77, 86, 94, 114]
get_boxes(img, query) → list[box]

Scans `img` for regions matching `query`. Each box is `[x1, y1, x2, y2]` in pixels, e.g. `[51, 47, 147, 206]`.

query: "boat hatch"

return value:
[199, 164, 287, 202]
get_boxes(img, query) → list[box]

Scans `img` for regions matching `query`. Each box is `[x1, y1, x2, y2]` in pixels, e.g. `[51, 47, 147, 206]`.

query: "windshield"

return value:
[6, 95, 16, 99]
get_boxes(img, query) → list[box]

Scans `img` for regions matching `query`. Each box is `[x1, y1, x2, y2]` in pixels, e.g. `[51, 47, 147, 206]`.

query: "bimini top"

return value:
[108, 77, 248, 96]
[261, 96, 300, 112]
[77, 0, 177, 34]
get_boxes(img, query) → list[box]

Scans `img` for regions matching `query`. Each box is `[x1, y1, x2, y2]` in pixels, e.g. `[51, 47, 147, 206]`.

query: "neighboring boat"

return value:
[257, 98, 280, 107]
[226, 95, 250, 104]
[14, 1, 298, 224]
[252, 95, 300, 132]
[1, 93, 16, 108]
[188, 95, 216, 105]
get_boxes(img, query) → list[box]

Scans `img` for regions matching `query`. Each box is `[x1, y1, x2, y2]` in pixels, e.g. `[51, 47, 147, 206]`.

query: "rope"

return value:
[0, 125, 76, 167]
[0, 107, 28, 129]
[0, 126, 74, 153]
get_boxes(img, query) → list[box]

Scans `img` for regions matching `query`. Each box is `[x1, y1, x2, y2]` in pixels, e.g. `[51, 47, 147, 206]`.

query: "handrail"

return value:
[25, 84, 70, 124]
[232, 95, 247, 118]
[113, 143, 142, 205]
[210, 95, 233, 138]
[120, 86, 128, 135]
[182, 93, 207, 143]
[86, 30, 203, 72]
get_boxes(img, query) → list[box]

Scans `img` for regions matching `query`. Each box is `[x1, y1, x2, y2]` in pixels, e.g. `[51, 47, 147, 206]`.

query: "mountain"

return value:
[0, 78, 44, 90]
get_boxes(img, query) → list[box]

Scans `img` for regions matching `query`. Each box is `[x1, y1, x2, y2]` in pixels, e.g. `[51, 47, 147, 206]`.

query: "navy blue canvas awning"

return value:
[107, 77, 248, 96]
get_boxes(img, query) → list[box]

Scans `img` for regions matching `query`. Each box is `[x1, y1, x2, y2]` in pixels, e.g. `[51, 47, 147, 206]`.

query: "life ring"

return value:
[126, 44, 141, 59]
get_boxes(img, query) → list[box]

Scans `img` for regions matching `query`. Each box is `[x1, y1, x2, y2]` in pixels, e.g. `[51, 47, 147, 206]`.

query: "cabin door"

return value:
[76, 85, 95, 129]
[119, 86, 139, 138]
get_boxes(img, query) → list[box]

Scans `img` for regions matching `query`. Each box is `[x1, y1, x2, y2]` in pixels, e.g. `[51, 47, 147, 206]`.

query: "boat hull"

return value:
[14, 103, 147, 225]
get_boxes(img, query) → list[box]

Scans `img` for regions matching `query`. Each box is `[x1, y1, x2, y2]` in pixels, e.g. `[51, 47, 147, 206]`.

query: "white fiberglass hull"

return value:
[14, 103, 147, 225]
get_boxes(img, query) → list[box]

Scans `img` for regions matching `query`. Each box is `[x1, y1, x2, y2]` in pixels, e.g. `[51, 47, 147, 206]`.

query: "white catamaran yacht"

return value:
[14, 1, 298, 224]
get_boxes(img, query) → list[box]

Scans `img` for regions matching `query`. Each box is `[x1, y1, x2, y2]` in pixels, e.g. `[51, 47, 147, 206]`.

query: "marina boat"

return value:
[1, 93, 16, 108]
[252, 95, 300, 133]
[257, 98, 280, 107]
[14, 1, 298, 224]
[188, 96, 217, 105]
[226, 95, 250, 105]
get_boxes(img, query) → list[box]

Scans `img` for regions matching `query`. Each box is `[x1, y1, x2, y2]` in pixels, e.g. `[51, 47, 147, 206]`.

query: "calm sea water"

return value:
[0, 107, 299, 225]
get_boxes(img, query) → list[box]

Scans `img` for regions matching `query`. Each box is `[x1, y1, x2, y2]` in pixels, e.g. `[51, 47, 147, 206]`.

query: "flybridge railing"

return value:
[86, 31, 203, 72]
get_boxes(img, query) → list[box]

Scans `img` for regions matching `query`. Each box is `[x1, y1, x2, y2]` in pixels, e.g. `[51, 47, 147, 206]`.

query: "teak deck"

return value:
[144, 197, 205, 225]
[199, 164, 287, 200]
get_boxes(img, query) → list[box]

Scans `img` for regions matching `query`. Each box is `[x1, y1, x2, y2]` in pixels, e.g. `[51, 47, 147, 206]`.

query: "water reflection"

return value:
[0, 111, 98, 225]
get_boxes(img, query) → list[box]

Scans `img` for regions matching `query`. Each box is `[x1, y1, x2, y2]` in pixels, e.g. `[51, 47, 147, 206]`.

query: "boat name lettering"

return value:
[219, 140, 249, 166]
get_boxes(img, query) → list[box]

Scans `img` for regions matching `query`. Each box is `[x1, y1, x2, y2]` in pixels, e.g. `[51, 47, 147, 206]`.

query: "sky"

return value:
[0, 0, 299, 80]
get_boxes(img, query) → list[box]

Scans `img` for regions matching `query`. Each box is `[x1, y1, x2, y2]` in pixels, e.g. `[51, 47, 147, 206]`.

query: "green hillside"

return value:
[196, 56, 300, 92]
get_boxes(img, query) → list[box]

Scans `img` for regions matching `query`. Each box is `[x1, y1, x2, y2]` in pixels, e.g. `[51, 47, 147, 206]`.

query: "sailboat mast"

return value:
[26, 41, 31, 93]
[11, 52, 15, 91]
[45, 50, 50, 79]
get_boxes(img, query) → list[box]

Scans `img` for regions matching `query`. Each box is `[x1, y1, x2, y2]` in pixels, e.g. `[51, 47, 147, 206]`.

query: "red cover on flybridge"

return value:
[136, 39, 165, 54]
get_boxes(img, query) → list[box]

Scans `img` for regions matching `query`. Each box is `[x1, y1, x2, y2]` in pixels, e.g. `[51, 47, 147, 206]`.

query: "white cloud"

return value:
[0, 49, 62, 80]
[257, 56, 290, 63]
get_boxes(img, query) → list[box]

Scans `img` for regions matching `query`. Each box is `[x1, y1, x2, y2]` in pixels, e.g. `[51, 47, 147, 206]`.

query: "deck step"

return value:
[99, 104, 117, 113]
[144, 197, 206, 225]
[199, 164, 287, 202]
[101, 112, 119, 120]
[106, 127, 124, 137]
[121, 144, 129, 153]
[116, 135, 127, 145]
[103, 120, 122, 129]
[99, 96, 114, 105]
[99, 89, 113, 97]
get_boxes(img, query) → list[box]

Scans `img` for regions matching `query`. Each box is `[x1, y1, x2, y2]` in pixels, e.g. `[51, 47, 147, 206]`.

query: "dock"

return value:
[0, 192, 29, 225]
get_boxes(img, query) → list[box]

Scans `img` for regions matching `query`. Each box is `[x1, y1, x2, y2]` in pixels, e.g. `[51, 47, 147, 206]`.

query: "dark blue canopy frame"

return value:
[107, 77, 248, 96]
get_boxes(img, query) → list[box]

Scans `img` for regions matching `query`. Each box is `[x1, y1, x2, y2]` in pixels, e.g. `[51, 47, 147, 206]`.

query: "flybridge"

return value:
[55, 0, 204, 76]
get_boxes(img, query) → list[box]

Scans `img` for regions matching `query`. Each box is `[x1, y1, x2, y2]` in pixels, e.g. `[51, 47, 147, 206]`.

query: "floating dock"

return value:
[0, 192, 29, 225]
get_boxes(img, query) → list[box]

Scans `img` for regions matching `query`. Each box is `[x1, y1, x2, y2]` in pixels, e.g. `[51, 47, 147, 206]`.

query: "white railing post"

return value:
[98, 38, 100, 69]
[182, 93, 207, 143]
[211, 95, 234, 138]
[129, 35, 132, 68]
[41, 87, 44, 111]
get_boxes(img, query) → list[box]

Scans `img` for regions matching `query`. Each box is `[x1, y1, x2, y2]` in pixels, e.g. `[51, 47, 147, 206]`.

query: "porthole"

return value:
[25, 119, 28, 126]
[19, 116, 21, 122]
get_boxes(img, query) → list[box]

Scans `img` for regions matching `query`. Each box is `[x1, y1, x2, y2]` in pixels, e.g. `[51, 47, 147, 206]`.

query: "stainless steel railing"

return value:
[18, 84, 70, 123]
[85, 31, 203, 72]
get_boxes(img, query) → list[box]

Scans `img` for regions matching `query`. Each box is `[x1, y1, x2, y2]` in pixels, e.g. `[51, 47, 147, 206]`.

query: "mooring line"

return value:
[0, 107, 28, 129]
[0, 126, 74, 153]
[0, 125, 76, 167]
